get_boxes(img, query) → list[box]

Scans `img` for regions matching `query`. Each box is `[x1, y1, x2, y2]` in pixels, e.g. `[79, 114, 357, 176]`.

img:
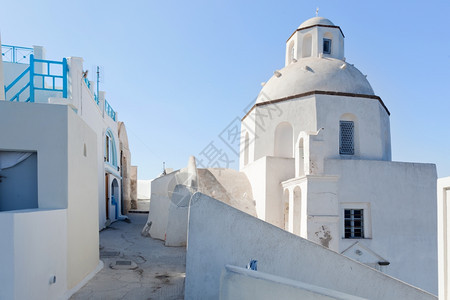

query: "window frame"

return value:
[341, 203, 372, 239]
[344, 209, 364, 238]
[323, 38, 332, 54]
[105, 130, 117, 167]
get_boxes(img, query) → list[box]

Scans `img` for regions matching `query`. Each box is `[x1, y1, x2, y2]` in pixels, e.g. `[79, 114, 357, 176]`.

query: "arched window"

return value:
[323, 32, 333, 55]
[274, 122, 293, 158]
[288, 42, 295, 63]
[302, 34, 312, 58]
[105, 129, 117, 166]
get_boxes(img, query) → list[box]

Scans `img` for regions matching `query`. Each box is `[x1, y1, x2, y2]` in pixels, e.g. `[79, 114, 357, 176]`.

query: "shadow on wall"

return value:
[0, 152, 38, 211]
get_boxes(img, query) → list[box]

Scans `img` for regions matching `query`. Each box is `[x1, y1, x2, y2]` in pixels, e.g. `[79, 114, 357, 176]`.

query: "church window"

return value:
[323, 38, 332, 54]
[302, 34, 312, 57]
[344, 209, 364, 238]
[340, 120, 354, 155]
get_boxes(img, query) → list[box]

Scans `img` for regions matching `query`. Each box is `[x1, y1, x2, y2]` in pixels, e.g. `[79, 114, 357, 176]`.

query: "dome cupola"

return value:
[255, 16, 375, 103]
[285, 16, 345, 66]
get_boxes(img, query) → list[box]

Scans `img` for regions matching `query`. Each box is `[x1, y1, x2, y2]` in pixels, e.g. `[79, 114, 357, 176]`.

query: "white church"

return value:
[147, 16, 439, 297]
[238, 15, 438, 292]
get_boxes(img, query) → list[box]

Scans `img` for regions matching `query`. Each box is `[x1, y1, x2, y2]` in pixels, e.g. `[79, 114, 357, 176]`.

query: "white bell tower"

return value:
[285, 17, 345, 66]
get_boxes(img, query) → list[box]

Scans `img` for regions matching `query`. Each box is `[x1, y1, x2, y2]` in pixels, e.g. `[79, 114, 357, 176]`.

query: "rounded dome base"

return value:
[258, 57, 374, 103]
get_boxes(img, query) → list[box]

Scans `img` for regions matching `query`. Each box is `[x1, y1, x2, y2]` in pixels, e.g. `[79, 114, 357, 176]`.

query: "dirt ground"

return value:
[70, 213, 186, 300]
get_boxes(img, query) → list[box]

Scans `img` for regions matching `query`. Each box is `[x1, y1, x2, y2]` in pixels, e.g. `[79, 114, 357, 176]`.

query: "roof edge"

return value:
[242, 90, 390, 121]
[287, 24, 345, 43]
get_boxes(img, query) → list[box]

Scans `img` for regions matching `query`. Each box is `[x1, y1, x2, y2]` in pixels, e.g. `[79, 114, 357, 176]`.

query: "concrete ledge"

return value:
[220, 265, 366, 300]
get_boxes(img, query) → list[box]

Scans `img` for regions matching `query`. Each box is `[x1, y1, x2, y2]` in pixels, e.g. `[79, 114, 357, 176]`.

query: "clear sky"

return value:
[1, 1, 449, 179]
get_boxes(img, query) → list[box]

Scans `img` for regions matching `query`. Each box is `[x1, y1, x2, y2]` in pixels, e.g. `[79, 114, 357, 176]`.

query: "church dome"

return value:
[257, 57, 374, 103]
[298, 17, 334, 29]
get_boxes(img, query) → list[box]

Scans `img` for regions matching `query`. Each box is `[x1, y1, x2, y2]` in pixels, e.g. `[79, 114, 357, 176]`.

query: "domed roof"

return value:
[257, 57, 374, 103]
[298, 17, 334, 29]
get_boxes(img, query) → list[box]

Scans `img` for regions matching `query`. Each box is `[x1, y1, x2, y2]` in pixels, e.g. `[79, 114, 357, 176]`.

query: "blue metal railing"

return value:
[5, 67, 31, 102]
[4, 54, 67, 102]
[105, 100, 116, 121]
[83, 77, 91, 90]
[83, 76, 100, 105]
[1, 45, 33, 64]
[32, 55, 68, 99]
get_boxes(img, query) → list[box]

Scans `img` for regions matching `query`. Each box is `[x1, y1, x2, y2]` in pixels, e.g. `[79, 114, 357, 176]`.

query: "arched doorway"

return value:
[111, 178, 120, 220]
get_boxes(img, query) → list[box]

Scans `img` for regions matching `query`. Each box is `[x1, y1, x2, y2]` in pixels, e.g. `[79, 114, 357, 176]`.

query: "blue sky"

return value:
[1, 1, 449, 179]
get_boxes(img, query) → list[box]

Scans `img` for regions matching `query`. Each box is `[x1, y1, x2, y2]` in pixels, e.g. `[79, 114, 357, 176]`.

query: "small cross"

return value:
[316, 7, 319, 17]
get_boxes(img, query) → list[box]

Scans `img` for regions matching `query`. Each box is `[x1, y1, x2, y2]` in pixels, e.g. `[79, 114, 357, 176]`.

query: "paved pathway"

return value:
[71, 213, 186, 300]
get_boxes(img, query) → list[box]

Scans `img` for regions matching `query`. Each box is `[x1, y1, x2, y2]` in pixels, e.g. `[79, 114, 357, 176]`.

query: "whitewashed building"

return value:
[0, 41, 133, 298]
[0, 43, 133, 228]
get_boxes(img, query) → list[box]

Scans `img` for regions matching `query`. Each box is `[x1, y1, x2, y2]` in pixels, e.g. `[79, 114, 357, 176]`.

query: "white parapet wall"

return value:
[220, 265, 366, 300]
[185, 192, 437, 300]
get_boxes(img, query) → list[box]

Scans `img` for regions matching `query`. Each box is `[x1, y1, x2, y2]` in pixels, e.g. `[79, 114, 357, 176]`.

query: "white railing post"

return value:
[0, 34, 5, 101]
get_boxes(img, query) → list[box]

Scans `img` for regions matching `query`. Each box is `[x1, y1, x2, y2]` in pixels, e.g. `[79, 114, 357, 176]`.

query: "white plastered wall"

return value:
[315, 95, 391, 162]
[242, 94, 391, 172]
[67, 109, 99, 290]
[0, 209, 68, 300]
[327, 159, 438, 294]
[0, 101, 68, 208]
[240, 109, 257, 170]
[242, 156, 296, 224]
[147, 172, 177, 240]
